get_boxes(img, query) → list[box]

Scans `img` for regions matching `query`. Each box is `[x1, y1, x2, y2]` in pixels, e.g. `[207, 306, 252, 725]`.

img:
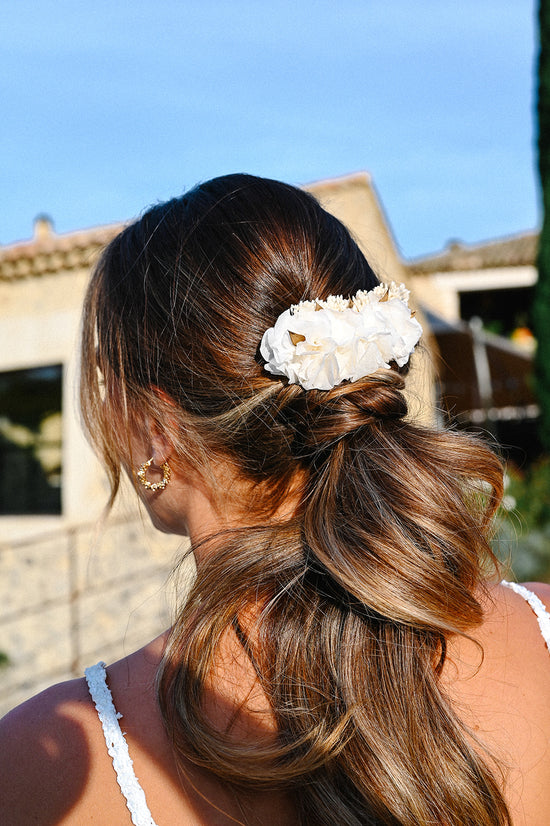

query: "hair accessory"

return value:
[136, 457, 171, 491]
[260, 282, 422, 391]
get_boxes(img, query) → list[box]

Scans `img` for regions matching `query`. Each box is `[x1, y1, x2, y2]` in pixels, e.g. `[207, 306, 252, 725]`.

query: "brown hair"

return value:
[81, 174, 509, 825]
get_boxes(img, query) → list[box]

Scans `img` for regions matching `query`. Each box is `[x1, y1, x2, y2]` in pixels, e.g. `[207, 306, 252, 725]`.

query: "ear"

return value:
[149, 386, 179, 465]
[150, 423, 173, 466]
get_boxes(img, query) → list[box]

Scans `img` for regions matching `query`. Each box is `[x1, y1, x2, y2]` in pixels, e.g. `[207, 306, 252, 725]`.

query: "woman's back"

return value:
[447, 581, 550, 825]
[1, 580, 550, 825]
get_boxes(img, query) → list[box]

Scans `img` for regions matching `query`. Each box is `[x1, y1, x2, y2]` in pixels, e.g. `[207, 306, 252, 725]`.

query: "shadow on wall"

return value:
[0, 365, 62, 515]
[0, 432, 61, 515]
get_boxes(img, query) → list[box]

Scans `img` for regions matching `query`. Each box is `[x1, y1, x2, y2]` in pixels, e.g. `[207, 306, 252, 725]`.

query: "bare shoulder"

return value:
[518, 579, 550, 609]
[446, 580, 550, 825]
[0, 639, 170, 825]
[489, 579, 550, 642]
[446, 579, 550, 681]
[468, 579, 550, 685]
[0, 677, 100, 825]
[0, 675, 95, 762]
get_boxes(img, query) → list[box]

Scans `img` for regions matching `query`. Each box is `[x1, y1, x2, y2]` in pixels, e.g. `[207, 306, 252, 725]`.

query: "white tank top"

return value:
[85, 581, 550, 826]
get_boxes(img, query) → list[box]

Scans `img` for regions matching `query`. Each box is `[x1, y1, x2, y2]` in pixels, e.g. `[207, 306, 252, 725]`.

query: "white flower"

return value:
[319, 294, 351, 312]
[260, 283, 422, 391]
[290, 299, 317, 314]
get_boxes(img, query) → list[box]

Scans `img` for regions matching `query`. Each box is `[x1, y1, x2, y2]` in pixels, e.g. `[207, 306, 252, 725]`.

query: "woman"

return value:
[1, 173, 549, 825]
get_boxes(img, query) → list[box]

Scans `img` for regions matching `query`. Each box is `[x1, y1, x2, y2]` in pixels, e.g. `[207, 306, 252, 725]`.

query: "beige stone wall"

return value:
[0, 511, 189, 717]
[0, 253, 191, 715]
[408, 274, 461, 320]
[307, 173, 436, 423]
[0, 263, 104, 525]
[408, 265, 538, 324]
[307, 172, 405, 282]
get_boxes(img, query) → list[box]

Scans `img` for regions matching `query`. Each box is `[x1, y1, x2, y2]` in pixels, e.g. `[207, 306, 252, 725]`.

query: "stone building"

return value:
[0, 171, 433, 715]
[407, 230, 537, 333]
[405, 231, 539, 461]
[0, 217, 187, 714]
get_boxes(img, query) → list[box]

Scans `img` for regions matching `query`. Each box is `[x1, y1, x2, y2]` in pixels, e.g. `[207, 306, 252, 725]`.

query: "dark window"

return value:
[459, 286, 535, 337]
[0, 365, 62, 514]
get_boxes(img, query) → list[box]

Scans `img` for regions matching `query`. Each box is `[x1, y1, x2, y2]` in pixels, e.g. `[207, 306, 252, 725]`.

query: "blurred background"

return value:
[0, 1, 546, 713]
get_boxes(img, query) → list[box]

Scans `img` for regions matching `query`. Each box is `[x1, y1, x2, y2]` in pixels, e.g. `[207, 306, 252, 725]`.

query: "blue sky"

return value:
[1, 0, 538, 258]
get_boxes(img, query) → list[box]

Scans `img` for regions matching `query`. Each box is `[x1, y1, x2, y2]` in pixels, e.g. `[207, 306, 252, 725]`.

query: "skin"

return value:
[1, 427, 550, 824]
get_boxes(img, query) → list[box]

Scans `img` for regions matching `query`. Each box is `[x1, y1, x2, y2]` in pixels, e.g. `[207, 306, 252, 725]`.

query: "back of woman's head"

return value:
[81, 173, 509, 826]
[82, 173, 381, 497]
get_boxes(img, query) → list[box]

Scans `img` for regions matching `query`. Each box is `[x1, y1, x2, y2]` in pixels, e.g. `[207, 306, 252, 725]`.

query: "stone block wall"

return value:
[0, 517, 188, 716]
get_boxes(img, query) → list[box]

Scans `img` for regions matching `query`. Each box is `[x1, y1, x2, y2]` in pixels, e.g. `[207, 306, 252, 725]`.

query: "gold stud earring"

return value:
[136, 457, 171, 491]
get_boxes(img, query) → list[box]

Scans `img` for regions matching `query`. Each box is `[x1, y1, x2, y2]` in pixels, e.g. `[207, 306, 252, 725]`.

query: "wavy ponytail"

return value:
[81, 173, 510, 824]
[157, 373, 507, 826]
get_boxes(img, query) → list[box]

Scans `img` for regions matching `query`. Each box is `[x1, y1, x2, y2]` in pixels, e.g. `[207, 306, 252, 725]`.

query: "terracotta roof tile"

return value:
[0, 223, 124, 280]
[406, 230, 538, 275]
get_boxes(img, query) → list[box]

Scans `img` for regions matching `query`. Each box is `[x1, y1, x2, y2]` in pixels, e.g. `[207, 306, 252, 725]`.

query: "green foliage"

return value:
[0, 651, 9, 668]
[507, 2, 550, 576]
[535, 0, 550, 451]
[494, 457, 550, 582]
[507, 456, 550, 527]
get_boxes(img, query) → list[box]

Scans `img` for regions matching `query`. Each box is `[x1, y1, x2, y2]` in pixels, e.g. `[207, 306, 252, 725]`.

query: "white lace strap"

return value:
[501, 580, 550, 653]
[85, 662, 158, 826]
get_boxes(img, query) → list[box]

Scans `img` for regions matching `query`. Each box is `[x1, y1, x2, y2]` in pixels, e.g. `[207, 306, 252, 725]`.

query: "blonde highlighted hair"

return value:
[81, 174, 509, 825]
